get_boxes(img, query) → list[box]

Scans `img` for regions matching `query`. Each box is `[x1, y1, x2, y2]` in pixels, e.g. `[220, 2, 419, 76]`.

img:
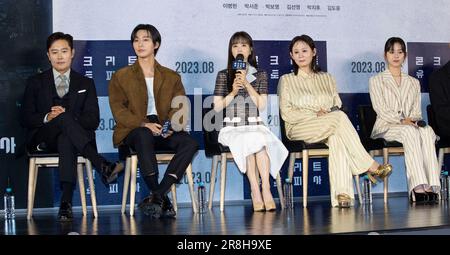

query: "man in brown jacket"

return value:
[109, 24, 198, 218]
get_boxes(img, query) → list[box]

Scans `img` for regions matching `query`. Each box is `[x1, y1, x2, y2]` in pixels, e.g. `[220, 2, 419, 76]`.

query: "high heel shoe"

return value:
[251, 193, 265, 212]
[337, 194, 351, 208]
[264, 200, 276, 211]
[252, 201, 265, 212]
[367, 164, 393, 184]
[410, 190, 429, 204]
[425, 192, 439, 204]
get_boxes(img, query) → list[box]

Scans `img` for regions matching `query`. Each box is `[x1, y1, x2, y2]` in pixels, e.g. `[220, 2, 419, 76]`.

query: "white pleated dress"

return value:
[218, 120, 288, 178]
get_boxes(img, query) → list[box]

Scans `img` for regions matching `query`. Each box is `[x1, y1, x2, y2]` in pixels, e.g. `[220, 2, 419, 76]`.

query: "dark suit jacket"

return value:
[109, 60, 188, 147]
[429, 61, 450, 136]
[21, 68, 100, 145]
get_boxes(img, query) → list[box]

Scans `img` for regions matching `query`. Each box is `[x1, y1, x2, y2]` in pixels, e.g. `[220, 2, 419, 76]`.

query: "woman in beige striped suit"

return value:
[369, 37, 440, 203]
[278, 35, 392, 208]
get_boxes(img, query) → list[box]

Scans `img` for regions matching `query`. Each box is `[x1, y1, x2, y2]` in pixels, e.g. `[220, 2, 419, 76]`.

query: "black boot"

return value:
[161, 195, 176, 218]
[139, 193, 163, 218]
[57, 201, 73, 222]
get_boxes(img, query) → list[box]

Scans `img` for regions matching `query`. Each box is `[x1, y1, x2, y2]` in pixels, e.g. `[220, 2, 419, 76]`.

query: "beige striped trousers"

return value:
[382, 125, 440, 193]
[290, 111, 374, 207]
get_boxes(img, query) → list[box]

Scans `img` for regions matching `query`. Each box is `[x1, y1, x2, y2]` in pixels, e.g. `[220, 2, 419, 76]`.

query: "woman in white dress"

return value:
[213, 31, 288, 211]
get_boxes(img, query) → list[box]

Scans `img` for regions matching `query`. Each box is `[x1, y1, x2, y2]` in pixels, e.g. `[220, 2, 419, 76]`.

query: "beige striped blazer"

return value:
[278, 70, 342, 140]
[369, 69, 422, 138]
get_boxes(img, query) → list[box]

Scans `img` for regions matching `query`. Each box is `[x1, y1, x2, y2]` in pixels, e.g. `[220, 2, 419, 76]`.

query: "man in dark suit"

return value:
[429, 58, 450, 139]
[21, 32, 124, 221]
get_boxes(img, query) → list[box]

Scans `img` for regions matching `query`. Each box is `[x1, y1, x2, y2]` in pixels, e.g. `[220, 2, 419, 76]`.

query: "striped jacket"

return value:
[369, 69, 422, 138]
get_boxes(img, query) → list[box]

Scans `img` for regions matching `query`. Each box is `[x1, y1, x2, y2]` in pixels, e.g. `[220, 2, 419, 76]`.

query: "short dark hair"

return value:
[131, 24, 162, 55]
[384, 37, 407, 56]
[289, 34, 320, 74]
[46, 32, 73, 51]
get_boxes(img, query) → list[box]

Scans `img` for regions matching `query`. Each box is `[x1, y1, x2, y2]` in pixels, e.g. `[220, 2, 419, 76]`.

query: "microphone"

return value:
[330, 106, 340, 112]
[415, 120, 427, 127]
[232, 54, 246, 70]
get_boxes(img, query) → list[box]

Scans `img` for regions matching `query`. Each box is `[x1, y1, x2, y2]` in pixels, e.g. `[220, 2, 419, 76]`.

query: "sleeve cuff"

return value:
[43, 113, 49, 123]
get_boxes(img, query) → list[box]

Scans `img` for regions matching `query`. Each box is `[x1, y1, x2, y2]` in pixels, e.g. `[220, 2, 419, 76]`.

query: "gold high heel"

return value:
[367, 164, 393, 184]
[251, 193, 265, 212]
[337, 194, 351, 208]
[264, 200, 276, 211]
[253, 201, 265, 212]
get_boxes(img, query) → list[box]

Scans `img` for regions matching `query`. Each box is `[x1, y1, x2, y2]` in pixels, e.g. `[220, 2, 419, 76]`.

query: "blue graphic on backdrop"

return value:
[72, 41, 135, 97]
[407, 42, 450, 92]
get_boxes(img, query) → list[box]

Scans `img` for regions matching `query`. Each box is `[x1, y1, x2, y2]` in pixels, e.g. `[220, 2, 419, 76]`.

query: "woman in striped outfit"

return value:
[278, 35, 392, 208]
[369, 37, 440, 203]
[213, 31, 288, 211]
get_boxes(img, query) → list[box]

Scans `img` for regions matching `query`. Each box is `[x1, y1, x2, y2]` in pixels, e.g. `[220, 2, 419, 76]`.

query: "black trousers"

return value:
[31, 112, 97, 184]
[124, 127, 199, 180]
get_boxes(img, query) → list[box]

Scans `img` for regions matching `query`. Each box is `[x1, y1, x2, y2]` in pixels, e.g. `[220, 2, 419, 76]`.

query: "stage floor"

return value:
[2, 195, 450, 235]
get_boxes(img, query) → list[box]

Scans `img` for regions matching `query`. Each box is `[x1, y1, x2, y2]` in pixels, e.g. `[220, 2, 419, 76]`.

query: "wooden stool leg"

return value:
[85, 159, 98, 218]
[438, 148, 444, 172]
[220, 153, 227, 212]
[383, 148, 389, 204]
[438, 148, 444, 200]
[208, 155, 219, 209]
[186, 164, 197, 213]
[288, 153, 296, 181]
[77, 163, 87, 216]
[27, 158, 36, 220]
[32, 165, 39, 210]
[276, 173, 285, 209]
[354, 175, 362, 205]
[302, 150, 309, 208]
[121, 157, 132, 214]
[129, 155, 138, 216]
[171, 184, 177, 212]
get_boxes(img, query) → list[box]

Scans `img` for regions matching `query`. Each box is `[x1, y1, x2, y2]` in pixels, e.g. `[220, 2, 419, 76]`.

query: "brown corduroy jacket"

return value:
[108, 60, 188, 147]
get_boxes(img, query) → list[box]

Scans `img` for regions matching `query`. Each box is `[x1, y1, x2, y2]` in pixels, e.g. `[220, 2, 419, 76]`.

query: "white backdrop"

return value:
[53, 0, 450, 203]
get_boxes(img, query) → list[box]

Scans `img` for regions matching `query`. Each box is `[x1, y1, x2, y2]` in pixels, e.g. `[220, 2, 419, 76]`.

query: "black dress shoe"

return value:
[138, 196, 151, 209]
[161, 195, 176, 218]
[139, 193, 163, 218]
[100, 161, 124, 187]
[58, 201, 73, 222]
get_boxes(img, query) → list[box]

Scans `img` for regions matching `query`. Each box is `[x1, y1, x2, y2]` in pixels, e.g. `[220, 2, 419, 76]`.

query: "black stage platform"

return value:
[2, 195, 450, 235]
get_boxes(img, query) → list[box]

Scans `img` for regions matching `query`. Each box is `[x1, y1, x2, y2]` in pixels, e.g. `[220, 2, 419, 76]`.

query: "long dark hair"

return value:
[289, 34, 320, 75]
[226, 31, 257, 92]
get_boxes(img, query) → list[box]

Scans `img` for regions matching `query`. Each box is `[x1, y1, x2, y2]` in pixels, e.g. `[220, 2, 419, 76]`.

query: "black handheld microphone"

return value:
[232, 54, 246, 70]
[415, 120, 427, 127]
[330, 106, 340, 112]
